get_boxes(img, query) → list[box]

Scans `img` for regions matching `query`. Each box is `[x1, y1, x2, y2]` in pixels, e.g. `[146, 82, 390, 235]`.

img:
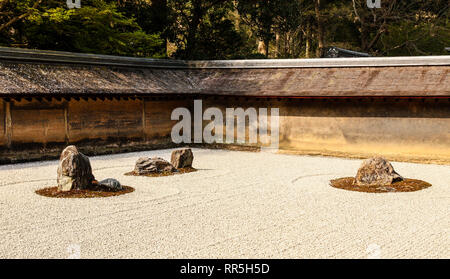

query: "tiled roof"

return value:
[0, 47, 449, 96]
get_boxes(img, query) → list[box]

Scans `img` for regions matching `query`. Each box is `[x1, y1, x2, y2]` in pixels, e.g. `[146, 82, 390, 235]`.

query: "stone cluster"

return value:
[134, 157, 176, 175]
[57, 145, 122, 192]
[133, 148, 194, 175]
[57, 145, 95, 192]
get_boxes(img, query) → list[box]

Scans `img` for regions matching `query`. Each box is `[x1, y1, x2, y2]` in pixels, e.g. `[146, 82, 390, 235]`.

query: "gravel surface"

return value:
[0, 148, 448, 259]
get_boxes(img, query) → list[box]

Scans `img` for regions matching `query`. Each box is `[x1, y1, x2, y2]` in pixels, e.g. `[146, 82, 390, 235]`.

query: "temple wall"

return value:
[0, 96, 449, 164]
[144, 99, 192, 144]
[201, 98, 271, 146]
[0, 97, 194, 163]
[68, 98, 143, 143]
[276, 98, 450, 164]
[1, 49, 448, 164]
[10, 98, 66, 145]
[200, 97, 450, 164]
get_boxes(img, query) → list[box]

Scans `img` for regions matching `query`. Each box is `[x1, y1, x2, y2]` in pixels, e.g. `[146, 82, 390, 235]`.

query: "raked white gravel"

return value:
[0, 148, 448, 259]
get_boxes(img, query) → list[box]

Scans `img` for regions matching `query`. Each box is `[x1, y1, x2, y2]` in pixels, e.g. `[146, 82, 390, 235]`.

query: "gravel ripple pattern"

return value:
[0, 148, 448, 259]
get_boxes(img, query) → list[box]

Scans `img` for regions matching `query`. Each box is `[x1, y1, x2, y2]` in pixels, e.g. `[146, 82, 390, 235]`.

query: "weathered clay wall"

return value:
[198, 98, 450, 164]
[0, 96, 449, 164]
[276, 98, 450, 164]
[68, 98, 143, 143]
[0, 97, 194, 163]
[144, 99, 193, 144]
[10, 98, 66, 145]
[0, 97, 191, 147]
[201, 98, 272, 146]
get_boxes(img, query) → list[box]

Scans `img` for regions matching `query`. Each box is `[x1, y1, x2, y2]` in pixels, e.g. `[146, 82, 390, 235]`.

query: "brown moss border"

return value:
[330, 177, 432, 193]
[35, 185, 135, 198]
[124, 167, 197, 177]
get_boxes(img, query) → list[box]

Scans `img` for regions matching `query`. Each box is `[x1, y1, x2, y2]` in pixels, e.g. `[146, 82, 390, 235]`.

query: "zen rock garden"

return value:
[35, 146, 195, 198]
[330, 157, 431, 193]
[35, 146, 431, 197]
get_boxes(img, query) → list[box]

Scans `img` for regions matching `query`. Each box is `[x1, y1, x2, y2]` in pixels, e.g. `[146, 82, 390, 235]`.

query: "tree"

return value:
[236, 0, 279, 57]
[351, 0, 449, 55]
[167, 0, 247, 59]
[0, 0, 165, 57]
[272, 0, 305, 58]
[1, 0, 448, 58]
[115, 0, 168, 54]
[314, 0, 325, 57]
[0, 0, 43, 46]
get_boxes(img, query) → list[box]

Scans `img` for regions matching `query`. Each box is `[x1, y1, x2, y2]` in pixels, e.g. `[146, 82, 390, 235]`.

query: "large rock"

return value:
[134, 157, 176, 175]
[57, 146, 95, 192]
[98, 178, 122, 191]
[355, 157, 403, 186]
[171, 148, 194, 169]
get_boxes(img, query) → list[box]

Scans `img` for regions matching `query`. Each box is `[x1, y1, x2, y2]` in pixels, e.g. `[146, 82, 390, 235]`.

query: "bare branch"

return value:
[0, 0, 42, 33]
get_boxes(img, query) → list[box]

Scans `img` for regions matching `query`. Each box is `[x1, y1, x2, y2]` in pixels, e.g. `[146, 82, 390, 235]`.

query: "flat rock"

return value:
[355, 157, 403, 186]
[134, 157, 176, 175]
[171, 148, 194, 169]
[57, 145, 95, 192]
[98, 178, 122, 191]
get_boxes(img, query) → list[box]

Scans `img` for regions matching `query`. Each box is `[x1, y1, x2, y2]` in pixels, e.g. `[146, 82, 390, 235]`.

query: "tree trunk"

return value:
[305, 21, 311, 58]
[314, 0, 325, 57]
[257, 40, 266, 56]
[153, 0, 168, 56]
[185, 0, 202, 59]
[284, 32, 288, 57]
[264, 39, 270, 58]
[275, 32, 280, 57]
